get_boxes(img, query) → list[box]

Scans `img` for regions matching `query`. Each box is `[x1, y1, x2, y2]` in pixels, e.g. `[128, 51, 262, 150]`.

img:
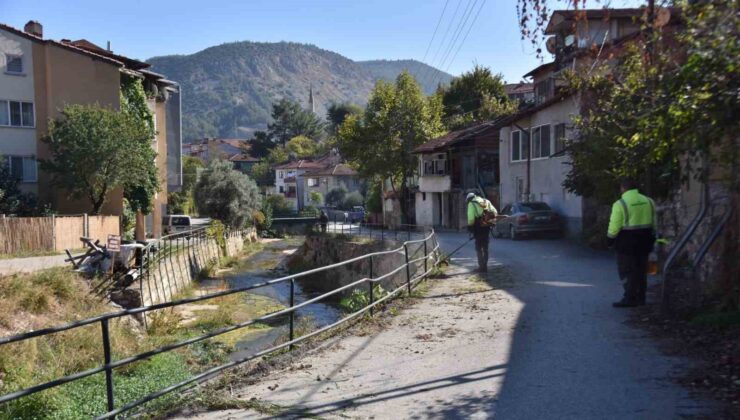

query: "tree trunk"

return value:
[135, 211, 146, 241]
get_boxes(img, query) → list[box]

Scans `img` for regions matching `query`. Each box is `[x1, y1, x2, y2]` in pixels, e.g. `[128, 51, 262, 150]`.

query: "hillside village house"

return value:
[182, 138, 260, 175]
[497, 8, 656, 237]
[0, 21, 182, 236]
[412, 122, 500, 229]
[273, 152, 362, 212]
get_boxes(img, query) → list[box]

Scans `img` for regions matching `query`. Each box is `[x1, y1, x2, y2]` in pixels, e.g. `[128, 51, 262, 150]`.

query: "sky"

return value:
[0, 0, 644, 83]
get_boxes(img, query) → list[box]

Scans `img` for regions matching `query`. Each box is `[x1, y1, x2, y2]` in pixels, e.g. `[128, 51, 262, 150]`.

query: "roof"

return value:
[273, 159, 325, 170]
[544, 8, 644, 34]
[229, 153, 259, 163]
[0, 23, 123, 67]
[505, 83, 534, 95]
[413, 119, 504, 154]
[64, 39, 150, 70]
[523, 61, 557, 79]
[303, 164, 358, 177]
[494, 93, 572, 128]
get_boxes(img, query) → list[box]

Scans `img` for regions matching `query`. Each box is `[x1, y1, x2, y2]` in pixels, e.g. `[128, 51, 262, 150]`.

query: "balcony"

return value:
[418, 175, 451, 193]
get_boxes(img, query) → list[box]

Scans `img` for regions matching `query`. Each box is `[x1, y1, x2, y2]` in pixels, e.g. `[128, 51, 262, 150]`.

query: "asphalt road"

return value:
[436, 231, 712, 419]
[178, 232, 714, 419]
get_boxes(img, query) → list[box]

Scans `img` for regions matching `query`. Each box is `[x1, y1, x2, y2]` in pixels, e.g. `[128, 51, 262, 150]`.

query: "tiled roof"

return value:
[413, 119, 504, 154]
[0, 23, 123, 67]
[303, 164, 358, 177]
[505, 83, 534, 94]
[229, 153, 259, 162]
[523, 61, 557, 79]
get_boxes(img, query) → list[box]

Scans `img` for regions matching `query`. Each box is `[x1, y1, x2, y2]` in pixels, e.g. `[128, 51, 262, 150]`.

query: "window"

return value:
[531, 125, 551, 159]
[554, 123, 566, 154]
[0, 100, 34, 127]
[5, 55, 22, 74]
[511, 131, 521, 161]
[279, 186, 284, 193]
[307, 177, 318, 187]
[278, 171, 284, 179]
[5, 156, 37, 182]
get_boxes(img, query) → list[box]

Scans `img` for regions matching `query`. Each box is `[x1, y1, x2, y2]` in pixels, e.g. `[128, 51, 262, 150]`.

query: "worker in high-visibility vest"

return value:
[467, 192, 497, 273]
[607, 179, 657, 307]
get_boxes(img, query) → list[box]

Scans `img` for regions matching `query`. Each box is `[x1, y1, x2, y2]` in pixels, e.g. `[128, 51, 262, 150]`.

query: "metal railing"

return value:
[0, 228, 441, 419]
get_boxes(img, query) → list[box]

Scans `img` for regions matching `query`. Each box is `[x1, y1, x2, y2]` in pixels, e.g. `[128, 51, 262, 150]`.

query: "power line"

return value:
[435, 0, 479, 85]
[443, 0, 487, 75]
[416, 0, 450, 79]
[420, 0, 465, 88]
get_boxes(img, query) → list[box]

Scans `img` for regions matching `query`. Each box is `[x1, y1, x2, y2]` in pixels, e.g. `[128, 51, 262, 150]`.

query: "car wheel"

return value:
[510, 225, 518, 240]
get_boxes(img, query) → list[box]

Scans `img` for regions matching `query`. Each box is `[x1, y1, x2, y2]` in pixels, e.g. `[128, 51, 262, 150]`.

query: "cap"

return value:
[466, 193, 476, 202]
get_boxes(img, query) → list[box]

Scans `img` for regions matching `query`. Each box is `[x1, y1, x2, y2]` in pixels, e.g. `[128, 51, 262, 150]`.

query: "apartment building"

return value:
[0, 21, 182, 236]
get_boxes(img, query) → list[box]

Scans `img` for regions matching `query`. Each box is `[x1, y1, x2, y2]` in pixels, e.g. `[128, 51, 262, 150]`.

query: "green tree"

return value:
[342, 191, 364, 210]
[168, 156, 203, 214]
[286, 135, 318, 159]
[309, 191, 323, 206]
[325, 186, 347, 208]
[441, 65, 515, 129]
[267, 99, 326, 145]
[265, 194, 292, 215]
[365, 181, 383, 214]
[194, 159, 261, 227]
[326, 102, 362, 135]
[337, 71, 445, 222]
[42, 105, 158, 214]
[249, 131, 275, 158]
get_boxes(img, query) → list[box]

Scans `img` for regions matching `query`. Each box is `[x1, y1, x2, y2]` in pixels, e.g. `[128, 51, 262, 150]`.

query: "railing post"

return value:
[101, 318, 115, 415]
[369, 256, 374, 316]
[404, 244, 411, 294]
[381, 223, 384, 241]
[407, 225, 411, 241]
[423, 238, 428, 276]
[334, 214, 337, 234]
[289, 278, 295, 350]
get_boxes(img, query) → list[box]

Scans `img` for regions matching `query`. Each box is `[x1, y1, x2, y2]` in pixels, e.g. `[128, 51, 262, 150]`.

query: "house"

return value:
[302, 163, 361, 207]
[229, 153, 260, 175]
[505, 83, 535, 107]
[182, 138, 249, 162]
[412, 121, 501, 229]
[497, 8, 656, 237]
[0, 20, 182, 237]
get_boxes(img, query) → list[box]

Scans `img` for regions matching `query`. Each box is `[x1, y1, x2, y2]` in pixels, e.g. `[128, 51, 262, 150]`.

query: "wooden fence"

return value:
[0, 215, 120, 254]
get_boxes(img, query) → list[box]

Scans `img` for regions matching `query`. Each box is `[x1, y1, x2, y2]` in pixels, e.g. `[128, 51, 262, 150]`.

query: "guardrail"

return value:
[0, 228, 441, 419]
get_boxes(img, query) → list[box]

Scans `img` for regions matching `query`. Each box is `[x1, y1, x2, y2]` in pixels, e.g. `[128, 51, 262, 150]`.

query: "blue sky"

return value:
[1, 0, 643, 83]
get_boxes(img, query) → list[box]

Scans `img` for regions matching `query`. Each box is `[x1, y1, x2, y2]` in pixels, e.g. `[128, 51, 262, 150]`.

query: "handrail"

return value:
[692, 203, 733, 271]
[0, 227, 441, 418]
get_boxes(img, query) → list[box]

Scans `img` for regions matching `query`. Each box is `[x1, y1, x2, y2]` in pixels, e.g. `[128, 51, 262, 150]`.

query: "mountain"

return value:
[147, 42, 453, 141]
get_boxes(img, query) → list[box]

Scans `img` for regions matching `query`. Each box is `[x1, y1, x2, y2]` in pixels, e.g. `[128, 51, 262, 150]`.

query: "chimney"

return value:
[24, 20, 43, 38]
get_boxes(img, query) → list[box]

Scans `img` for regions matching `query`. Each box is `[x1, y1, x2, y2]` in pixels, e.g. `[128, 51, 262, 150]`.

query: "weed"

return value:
[339, 285, 389, 313]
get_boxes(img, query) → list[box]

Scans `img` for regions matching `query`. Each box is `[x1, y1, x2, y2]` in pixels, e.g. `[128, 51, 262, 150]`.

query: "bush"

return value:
[342, 191, 364, 209]
[309, 191, 323, 206]
[299, 206, 319, 217]
[256, 201, 273, 233]
[325, 186, 347, 207]
[366, 182, 382, 214]
[194, 159, 261, 228]
[266, 194, 292, 215]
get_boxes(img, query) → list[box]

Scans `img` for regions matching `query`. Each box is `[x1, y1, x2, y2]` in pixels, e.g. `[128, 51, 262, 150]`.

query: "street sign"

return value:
[107, 234, 121, 252]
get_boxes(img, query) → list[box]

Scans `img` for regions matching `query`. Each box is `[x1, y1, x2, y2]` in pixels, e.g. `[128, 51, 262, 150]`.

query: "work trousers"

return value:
[474, 227, 491, 272]
[617, 252, 649, 303]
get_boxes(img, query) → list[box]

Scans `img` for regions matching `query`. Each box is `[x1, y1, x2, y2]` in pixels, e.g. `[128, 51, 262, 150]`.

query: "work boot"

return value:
[612, 299, 638, 308]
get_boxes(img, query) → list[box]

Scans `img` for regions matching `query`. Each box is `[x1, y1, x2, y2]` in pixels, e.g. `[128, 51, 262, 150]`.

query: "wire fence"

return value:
[0, 227, 441, 419]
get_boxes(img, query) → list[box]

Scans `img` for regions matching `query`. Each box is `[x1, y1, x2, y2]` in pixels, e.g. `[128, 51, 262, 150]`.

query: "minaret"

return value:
[308, 84, 315, 114]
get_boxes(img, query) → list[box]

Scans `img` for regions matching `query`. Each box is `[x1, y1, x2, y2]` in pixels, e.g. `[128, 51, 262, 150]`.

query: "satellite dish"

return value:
[546, 37, 557, 54]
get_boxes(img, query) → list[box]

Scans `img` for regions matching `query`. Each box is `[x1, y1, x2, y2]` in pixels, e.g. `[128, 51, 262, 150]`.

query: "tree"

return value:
[0, 157, 37, 215]
[309, 191, 323, 206]
[286, 135, 318, 159]
[441, 65, 515, 129]
[337, 71, 445, 222]
[265, 194, 292, 215]
[194, 159, 261, 227]
[168, 156, 204, 214]
[342, 191, 364, 210]
[365, 181, 383, 214]
[325, 186, 347, 208]
[42, 105, 158, 214]
[267, 99, 326, 145]
[249, 131, 275, 158]
[326, 102, 362, 135]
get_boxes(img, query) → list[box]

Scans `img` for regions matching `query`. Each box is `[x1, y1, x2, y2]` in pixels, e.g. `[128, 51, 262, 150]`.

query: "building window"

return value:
[5, 54, 23, 74]
[554, 123, 566, 154]
[279, 186, 284, 193]
[531, 125, 551, 159]
[278, 171, 284, 179]
[307, 177, 318, 187]
[0, 100, 34, 127]
[5, 156, 37, 182]
[511, 131, 521, 161]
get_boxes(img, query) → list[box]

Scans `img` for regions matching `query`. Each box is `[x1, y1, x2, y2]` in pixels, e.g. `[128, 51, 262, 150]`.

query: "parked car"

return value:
[345, 206, 365, 223]
[162, 215, 192, 234]
[493, 202, 563, 239]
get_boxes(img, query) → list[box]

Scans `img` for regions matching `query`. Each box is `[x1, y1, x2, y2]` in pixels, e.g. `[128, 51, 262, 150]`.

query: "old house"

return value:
[497, 8, 648, 237]
[0, 20, 182, 236]
[302, 163, 361, 207]
[412, 122, 500, 229]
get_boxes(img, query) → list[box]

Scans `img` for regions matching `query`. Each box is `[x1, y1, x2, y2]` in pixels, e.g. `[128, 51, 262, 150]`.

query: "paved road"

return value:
[178, 232, 713, 419]
[0, 254, 68, 276]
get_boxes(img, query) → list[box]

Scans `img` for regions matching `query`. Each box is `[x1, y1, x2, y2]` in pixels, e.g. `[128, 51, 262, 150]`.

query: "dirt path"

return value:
[177, 263, 522, 419]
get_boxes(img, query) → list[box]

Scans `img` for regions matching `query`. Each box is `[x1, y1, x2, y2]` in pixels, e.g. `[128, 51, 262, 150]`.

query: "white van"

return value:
[162, 215, 192, 234]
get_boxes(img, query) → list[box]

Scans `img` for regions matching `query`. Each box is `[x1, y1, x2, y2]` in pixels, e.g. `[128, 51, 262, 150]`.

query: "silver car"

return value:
[493, 202, 563, 240]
